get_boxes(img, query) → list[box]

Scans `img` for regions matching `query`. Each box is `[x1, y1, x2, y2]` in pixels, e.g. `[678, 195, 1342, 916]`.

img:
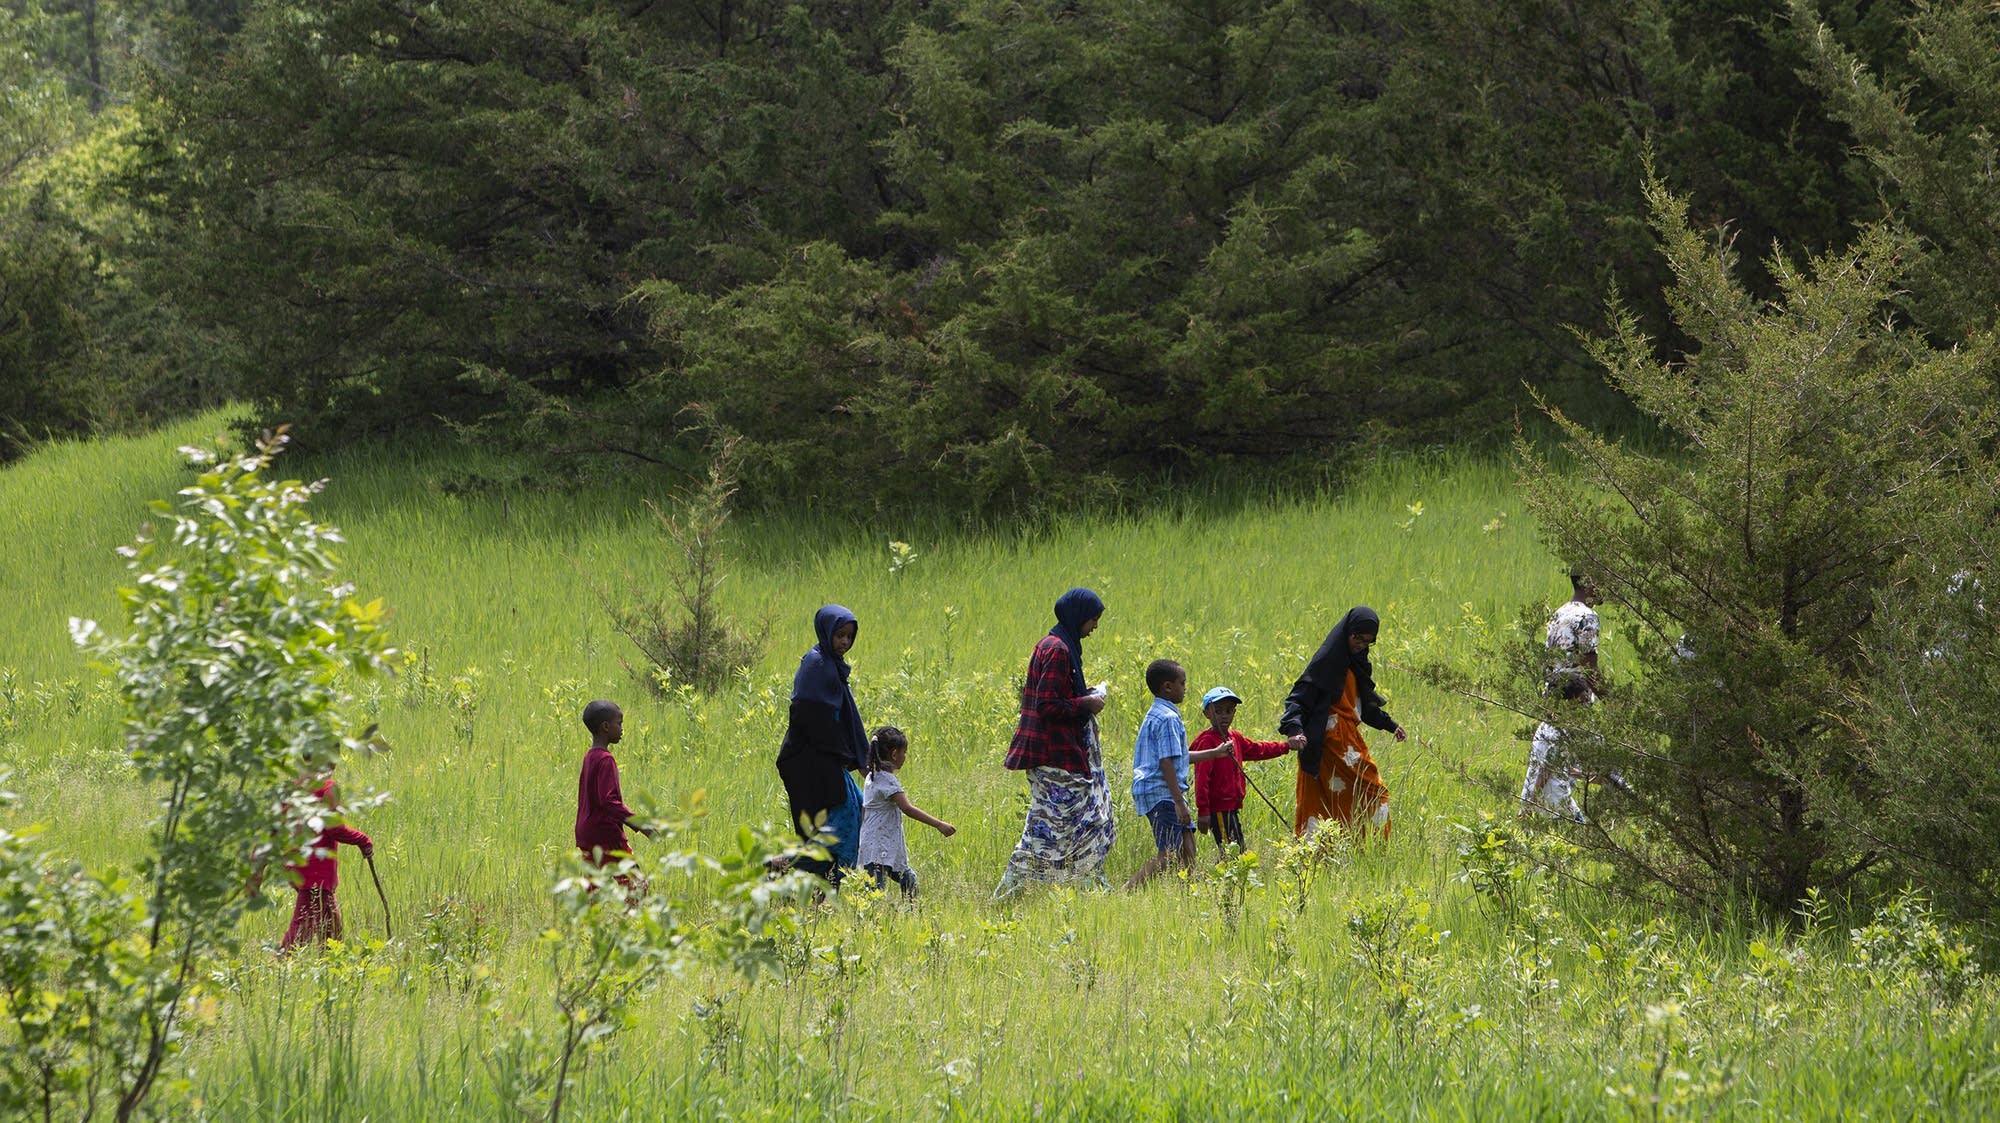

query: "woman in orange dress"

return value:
[1281, 606, 1407, 838]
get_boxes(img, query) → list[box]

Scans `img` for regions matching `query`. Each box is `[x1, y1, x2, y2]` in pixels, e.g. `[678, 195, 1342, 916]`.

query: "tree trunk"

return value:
[84, 0, 102, 113]
[1769, 781, 1814, 911]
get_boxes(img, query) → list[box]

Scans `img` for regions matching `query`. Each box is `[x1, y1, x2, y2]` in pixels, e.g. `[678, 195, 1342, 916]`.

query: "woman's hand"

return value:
[1078, 692, 1107, 716]
[1286, 734, 1308, 752]
[1392, 726, 1409, 743]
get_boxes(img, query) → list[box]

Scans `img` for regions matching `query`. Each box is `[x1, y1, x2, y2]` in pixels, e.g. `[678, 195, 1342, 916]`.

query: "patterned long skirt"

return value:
[994, 727, 1116, 897]
[1295, 719, 1391, 840]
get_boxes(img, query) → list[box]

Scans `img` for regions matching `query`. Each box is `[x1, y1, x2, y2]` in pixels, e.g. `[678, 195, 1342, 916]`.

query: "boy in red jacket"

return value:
[280, 768, 373, 951]
[1191, 686, 1295, 854]
[575, 700, 652, 881]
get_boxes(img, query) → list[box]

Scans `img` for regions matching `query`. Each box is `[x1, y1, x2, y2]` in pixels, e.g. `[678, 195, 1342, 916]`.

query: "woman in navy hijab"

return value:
[776, 604, 870, 884]
[994, 587, 1115, 897]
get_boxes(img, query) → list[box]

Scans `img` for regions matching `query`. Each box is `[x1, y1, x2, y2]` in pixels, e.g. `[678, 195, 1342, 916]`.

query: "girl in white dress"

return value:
[857, 726, 956, 897]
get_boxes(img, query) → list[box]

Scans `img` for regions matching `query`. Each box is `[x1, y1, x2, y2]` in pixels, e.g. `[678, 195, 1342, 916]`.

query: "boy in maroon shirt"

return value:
[1191, 686, 1296, 854]
[280, 768, 373, 950]
[575, 700, 651, 875]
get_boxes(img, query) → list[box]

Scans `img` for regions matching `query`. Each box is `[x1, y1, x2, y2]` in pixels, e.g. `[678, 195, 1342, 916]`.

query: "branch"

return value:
[546, 443, 666, 465]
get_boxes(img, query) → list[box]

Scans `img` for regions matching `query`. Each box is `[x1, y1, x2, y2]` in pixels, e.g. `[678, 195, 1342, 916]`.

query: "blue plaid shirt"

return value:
[1131, 697, 1189, 811]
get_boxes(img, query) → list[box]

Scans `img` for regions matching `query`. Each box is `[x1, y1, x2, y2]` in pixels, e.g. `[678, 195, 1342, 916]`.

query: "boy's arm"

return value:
[1185, 727, 1231, 762]
[1161, 756, 1190, 825]
[1186, 732, 1215, 812]
[890, 792, 956, 837]
[1236, 731, 1294, 763]
[594, 758, 651, 838]
[620, 800, 655, 840]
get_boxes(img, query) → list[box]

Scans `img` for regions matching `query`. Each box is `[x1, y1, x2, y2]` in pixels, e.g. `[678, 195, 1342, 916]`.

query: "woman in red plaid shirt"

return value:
[993, 587, 1114, 897]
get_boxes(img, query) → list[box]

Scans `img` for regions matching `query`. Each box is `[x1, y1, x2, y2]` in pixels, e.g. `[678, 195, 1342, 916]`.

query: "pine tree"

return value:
[1513, 174, 1997, 913]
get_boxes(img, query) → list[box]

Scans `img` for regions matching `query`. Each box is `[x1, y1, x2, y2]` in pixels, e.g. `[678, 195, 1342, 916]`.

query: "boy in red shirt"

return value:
[1191, 686, 1296, 854]
[575, 700, 651, 876]
[280, 768, 373, 951]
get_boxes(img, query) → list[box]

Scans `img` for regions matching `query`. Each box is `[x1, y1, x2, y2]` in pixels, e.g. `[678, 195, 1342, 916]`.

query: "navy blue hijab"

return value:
[792, 604, 869, 771]
[1049, 588, 1106, 694]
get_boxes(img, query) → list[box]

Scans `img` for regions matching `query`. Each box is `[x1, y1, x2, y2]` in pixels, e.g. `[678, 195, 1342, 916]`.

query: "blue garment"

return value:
[792, 604, 869, 772]
[1131, 696, 1189, 810]
[1144, 799, 1192, 853]
[1049, 588, 1105, 695]
[824, 769, 864, 868]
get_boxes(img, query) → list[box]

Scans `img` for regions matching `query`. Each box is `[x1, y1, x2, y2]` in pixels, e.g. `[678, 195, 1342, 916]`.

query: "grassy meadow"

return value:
[2, 412, 1996, 1120]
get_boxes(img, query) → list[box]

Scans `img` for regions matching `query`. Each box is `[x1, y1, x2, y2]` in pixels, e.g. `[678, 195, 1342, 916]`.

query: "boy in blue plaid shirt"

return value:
[1125, 659, 1231, 889]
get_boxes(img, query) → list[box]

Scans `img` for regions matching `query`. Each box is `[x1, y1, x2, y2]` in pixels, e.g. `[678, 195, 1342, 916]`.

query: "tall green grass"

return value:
[2, 413, 1992, 1120]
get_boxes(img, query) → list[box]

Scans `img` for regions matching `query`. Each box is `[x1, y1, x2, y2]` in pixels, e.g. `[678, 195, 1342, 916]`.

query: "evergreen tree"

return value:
[129, 0, 927, 448]
[1847, 515, 2000, 922]
[1511, 176, 1997, 913]
[97, 0, 1950, 509]
[2, 0, 94, 459]
[1796, 0, 2000, 341]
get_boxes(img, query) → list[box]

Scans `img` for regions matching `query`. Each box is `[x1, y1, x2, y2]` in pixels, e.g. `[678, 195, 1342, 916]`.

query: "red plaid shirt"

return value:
[1004, 636, 1095, 774]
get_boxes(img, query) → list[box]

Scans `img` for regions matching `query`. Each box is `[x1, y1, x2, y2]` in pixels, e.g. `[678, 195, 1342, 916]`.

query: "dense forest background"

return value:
[3, 0, 1997, 508]
[7, 12, 2000, 1113]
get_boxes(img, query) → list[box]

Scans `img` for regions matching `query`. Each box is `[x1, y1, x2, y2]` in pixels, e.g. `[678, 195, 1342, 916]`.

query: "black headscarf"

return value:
[791, 604, 869, 771]
[1049, 587, 1105, 695]
[1282, 605, 1394, 775]
[1299, 605, 1380, 696]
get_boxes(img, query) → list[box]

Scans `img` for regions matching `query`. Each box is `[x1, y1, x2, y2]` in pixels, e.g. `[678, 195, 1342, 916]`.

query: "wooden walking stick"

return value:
[1242, 769, 1290, 830]
[365, 850, 393, 940]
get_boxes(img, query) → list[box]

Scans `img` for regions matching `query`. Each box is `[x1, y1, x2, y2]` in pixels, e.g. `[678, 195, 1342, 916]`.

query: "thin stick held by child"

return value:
[1190, 686, 1296, 854]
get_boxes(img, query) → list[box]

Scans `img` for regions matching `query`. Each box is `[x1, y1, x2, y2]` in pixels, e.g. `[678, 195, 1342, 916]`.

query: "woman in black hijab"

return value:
[1279, 606, 1407, 838]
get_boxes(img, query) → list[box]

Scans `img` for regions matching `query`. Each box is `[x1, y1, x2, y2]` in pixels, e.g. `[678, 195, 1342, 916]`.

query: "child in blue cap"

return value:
[1190, 685, 1295, 853]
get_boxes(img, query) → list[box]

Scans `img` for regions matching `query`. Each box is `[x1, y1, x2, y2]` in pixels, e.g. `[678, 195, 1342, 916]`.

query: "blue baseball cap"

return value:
[1201, 686, 1243, 708]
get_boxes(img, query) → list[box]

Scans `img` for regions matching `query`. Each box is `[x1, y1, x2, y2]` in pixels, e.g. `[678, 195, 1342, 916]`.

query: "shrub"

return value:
[489, 799, 821, 1123]
[62, 428, 395, 1118]
[1502, 176, 1998, 915]
[600, 430, 764, 693]
[0, 791, 150, 1122]
[1848, 888, 1982, 1006]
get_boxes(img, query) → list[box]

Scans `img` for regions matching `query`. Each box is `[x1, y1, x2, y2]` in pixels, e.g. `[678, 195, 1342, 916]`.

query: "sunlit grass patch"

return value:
[1, 417, 1993, 1120]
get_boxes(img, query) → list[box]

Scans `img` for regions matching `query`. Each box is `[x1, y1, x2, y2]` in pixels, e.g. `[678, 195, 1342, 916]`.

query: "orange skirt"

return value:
[1294, 721, 1391, 839]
